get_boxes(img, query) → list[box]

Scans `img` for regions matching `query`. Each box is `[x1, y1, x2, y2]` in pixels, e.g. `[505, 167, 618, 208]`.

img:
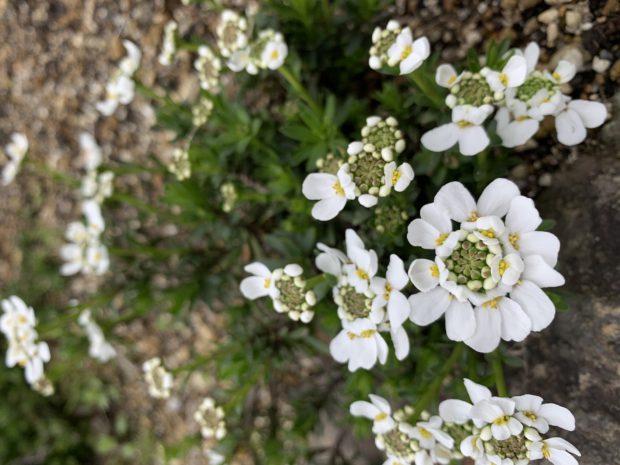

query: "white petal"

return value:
[500, 119, 539, 147]
[519, 231, 560, 266]
[240, 276, 271, 299]
[329, 330, 351, 363]
[375, 333, 389, 365]
[546, 437, 581, 456]
[498, 298, 531, 341]
[391, 325, 410, 360]
[284, 264, 303, 277]
[388, 290, 410, 329]
[555, 109, 586, 146]
[350, 400, 380, 419]
[409, 287, 450, 325]
[420, 203, 452, 233]
[358, 194, 378, 207]
[552, 60, 576, 84]
[506, 196, 541, 233]
[458, 125, 489, 156]
[244, 262, 271, 277]
[421, 124, 459, 152]
[439, 399, 472, 424]
[463, 378, 492, 403]
[538, 404, 575, 431]
[445, 300, 475, 341]
[316, 252, 341, 276]
[394, 163, 414, 192]
[524, 42, 540, 72]
[407, 219, 441, 249]
[349, 339, 378, 371]
[436, 64, 458, 87]
[510, 280, 556, 331]
[522, 255, 565, 288]
[302, 173, 337, 200]
[312, 196, 347, 221]
[465, 306, 502, 353]
[502, 55, 527, 87]
[548, 449, 579, 465]
[408, 259, 440, 292]
[434, 182, 477, 223]
[478, 178, 520, 218]
[513, 394, 543, 412]
[386, 254, 409, 290]
[568, 100, 607, 128]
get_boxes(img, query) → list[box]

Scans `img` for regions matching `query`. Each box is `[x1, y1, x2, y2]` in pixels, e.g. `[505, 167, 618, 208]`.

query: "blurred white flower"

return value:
[386, 27, 430, 75]
[302, 164, 356, 221]
[216, 10, 248, 58]
[195, 397, 227, 439]
[78, 309, 116, 363]
[368, 20, 401, 70]
[142, 357, 173, 399]
[2, 132, 29, 186]
[96, 40, 141, 115]
[158, 20, 178, 66]
[195, 45, 222, 92]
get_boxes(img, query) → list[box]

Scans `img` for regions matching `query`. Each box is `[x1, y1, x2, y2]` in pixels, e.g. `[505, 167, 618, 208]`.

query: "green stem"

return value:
[26, 161, 80, 188]
[492, 351, 508, 397]
[135, 80, 177, 107]
[278, 65, 322, 116]
[409, 69, 445, 109]
[411, 343, 464, 423]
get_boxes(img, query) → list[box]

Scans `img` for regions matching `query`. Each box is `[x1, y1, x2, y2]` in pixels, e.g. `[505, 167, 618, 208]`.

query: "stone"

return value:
[546, 21, 559, 47]
[538, 7, 559, 24]
[592, 56, 611, 73]
[564, 10, 582, 34]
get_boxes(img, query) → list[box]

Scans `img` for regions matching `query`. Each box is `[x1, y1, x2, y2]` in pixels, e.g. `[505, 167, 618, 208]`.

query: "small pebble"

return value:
[592, 56, 611, 73]
[538, 8, 559, 24]
[539, 173, 553, 187]
[547, 22, 559, 46]
[564, 10, 582, 33]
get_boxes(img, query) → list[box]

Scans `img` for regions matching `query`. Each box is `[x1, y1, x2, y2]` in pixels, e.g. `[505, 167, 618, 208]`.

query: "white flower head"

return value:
[302, 164, 356, 221]
[422, 104, 493, 156]
[387, 27, 430, 75]
[329, 318, 388, 371]
[2, 132, 29, 186]
[195, 45, 222, 92]
[512, 394, 575, 433]
[260, 38, 288, 70]
[484, 55, 528, 95]
[216, 9, 248, 58]
[528, 437, 581, 465]
[158, 20, 178, 66]
[350, 394, 396, 434]
[168, 147, 191, 181]
[142, 357, 173, 399]
[554, 97, 607, 146]
[119, 40, 141, 76]
[96, 73, 136, 116]
[194, 397, 227, 440]
[369, 254, 410, 337]
[369, 20, 402, 70]
[78, 309, 116, 362]
[79, 133, 102, 171]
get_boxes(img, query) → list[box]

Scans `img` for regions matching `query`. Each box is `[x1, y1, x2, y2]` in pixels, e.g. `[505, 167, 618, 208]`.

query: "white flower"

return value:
[547, 60, 577, 85]
[205, 449, 225, 465]
[495, 103, 540, 148]
[158, 20, 178, 66]
[168, 147, 191, 181]
[554, 97, 607, 146]
[2, 132, 29, 186]
[368, 20, 401, 70]
[79, 133, 102, 171]
[195, 45, 222, 92]
[83, 200, 105, 236]
[369, 255, 410, 333]
[194, 397, 227, 440]
[484, 55, 528, 94]
[142, 357, 173, 399]
[240, 262, 277, 300]
[78, 310, 116, 363]
[343, 229, 378, 293]
[421, 105, 494, 156]
[471, 397, 523, 440]
[512, 394, 575, 433]
[350, 394, 396, 434]
[436, 64, 459, 88]
[0, 296, 36, 340]
[407, 203, 460, 257]
[381, 162, 414, 196]
[96, 73, 136, 116]
[329, 318, 388, 371]
[528, 437, 581, 465]
[399, 416, 454, 450]
[216, 10, 248, 58]
[118, 40, 141, 76]
[387, 27, 430, 75]
[315, 242, 349, 277]
[261, 39, 288, 70]
[302, 164, 356, 221]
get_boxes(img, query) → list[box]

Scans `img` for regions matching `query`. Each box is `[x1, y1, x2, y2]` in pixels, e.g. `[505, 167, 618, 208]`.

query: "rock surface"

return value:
[518, 94, 620, 465]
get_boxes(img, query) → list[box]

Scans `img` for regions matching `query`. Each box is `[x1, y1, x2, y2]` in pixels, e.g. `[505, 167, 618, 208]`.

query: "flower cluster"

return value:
[168, 147, 191, 181]
[351, 394, 454, 465]
[317, 230, 411, 371]
[142, 357, 174, 399]
[211, 9, 288, 75]
[79, 133, 114, 204]
[302, 116, 413, 221]
[78, 309, 116, 363]
[240, 262, 316, 323]
[1, 132, 29, 186]
[440, 379, 579, 465]
[421, 42, 607, 155]
[60, 200, 110, 276]
[369, 20, 431, 75]
[194, 397, 227, 440]
[353, 379, 580, 465]
[158, 20, 178, 66]
[195, 45, 222, 93]
[408, 178, 564, 353]
[1, 296, 53, 395]
[96, 40, 141, 116]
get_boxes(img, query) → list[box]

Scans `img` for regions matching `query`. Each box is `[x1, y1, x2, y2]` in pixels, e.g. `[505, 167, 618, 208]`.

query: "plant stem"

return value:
[491, 350, 508, 397]
[26, 160, 80, 188]
[409, 69, 445, 109]
[278, 65, 322, 116]
[411, 343, 464, 423]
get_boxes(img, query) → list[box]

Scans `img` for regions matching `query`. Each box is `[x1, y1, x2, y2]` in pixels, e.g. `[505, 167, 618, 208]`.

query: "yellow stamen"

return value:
[356, 269, 369, 280]
[542, 443, 551, 459]
[391, 169, 401, 186]
[375, 412, 388, 421]
[499, 73, 508, 87]
[270, 50, 279, 60]
[360, 329, 376, 338]
[552, 71, 561, 81]
[264, 278, 271, 289]
[419, 428, 433, 439]
[479, 229, 496, 239]
[332, 180, 345, 196]
[430, 264, 439, 278]
[468, 211, 480, 221]
[482, 298, 500, 309]
[509, 233, 520, 249]
[493, 415, 510, 425]
[447, 75, 457, 86]
[436, 233, 449, 246]
[457, 120, 473, 128]
[400, 45, 412, 61]
[384, 283, 392, 301]
[499, 259, 508, 276]
[515, 115, 529, 122]
[524, 411, 537, 421]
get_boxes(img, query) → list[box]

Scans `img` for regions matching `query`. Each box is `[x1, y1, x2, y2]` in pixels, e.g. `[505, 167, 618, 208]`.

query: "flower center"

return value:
[436, 233, 449, 246]
[486, 434, 528, 461]
[524, 411, 537, 421]
[419, 427, 432, 439]
[348, 152, 386, 194]
[451, 73, 494, 106]
[384, 283, 392, 300]
[482, 297, 500, 309]
[508, 233, 520, 249]
[362, 118, 402, 153]
[515, 73, 557, 103]
[337, 284, 373, 320]
[379, 429, 417, 462]
[356, 268, 369, 280]
[375, 412, 388, 421]
[391, 169, 401, 186]
[275, 275, 307, 310]
[400, 45, 412, 61]
[499, 72, 509, 87]
[445, 236, 493, 291]
[347, 329, 376, 339]
[332, 180, 345, 196]
[270, 50, 279, 60]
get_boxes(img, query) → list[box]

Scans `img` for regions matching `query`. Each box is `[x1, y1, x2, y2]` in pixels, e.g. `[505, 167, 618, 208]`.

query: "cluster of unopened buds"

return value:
[194, 397, 227, 440]
[1, 296, 53, 396]
[96, 40, 141, 116]
[1, 132, 29, 186]
[142, 357, 174, 399]
[353, 378, 579, 465]
[240, 263, 317, 323]
[302, 115, 413, 221]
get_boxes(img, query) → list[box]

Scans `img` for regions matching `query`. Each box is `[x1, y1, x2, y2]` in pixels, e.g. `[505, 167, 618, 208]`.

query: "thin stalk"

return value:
[492, 350, 508, 397]
[409, 69, 445, 109]
[411, 343, 464, 423]
[278, 65, 322, 116]
[26, 161, 80, 188]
